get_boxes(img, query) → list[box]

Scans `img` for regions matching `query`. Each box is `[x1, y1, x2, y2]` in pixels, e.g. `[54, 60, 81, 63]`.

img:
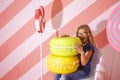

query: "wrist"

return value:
[80, 51, 84, 55]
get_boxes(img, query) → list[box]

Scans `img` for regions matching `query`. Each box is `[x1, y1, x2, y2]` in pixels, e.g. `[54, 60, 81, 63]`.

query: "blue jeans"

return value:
[54, 74, 61, 80]
[61, 70, 89, 80]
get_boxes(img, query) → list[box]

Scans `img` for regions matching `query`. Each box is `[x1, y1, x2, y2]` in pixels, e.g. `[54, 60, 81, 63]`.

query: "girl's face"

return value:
[77, 28, 89, 44]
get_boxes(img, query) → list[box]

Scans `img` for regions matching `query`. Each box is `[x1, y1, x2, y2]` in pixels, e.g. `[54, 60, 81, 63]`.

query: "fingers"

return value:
[74, 43, 81, 49]
[74, 43, 83, 53]
[61, 34, 69, 37]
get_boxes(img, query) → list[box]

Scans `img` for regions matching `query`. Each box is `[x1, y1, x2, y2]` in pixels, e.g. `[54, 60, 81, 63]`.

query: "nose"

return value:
[78, 34, 83, 38]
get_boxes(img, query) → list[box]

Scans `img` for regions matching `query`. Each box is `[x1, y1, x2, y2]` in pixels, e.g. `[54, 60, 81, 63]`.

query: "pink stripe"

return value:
[1, 47, 39, 79]
[94, 29, 108, 48]
[1, 0, 118, 79]
[42, 71, 54, 80]
[0, 19, 35, 62]
[45, 0, 73, 22]
[0, 0, 73, 62]
[0, 0, 32, 29]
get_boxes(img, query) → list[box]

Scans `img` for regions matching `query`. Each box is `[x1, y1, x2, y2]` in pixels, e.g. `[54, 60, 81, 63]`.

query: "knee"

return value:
[61, 74, 72, 80]
[61, 74, 68, 80]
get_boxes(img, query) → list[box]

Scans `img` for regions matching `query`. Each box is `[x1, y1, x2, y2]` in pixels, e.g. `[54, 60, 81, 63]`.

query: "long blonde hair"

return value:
[76, 24, 95, 46]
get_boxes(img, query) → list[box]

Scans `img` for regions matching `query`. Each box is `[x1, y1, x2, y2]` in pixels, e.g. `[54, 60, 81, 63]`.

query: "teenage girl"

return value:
[55, 24, 95, 80]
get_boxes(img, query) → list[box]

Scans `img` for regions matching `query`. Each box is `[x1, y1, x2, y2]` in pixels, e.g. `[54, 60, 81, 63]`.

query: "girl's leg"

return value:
[54, 74, 61, 80]
[61, 74, 72, 80]
[61, 70, 89, 80]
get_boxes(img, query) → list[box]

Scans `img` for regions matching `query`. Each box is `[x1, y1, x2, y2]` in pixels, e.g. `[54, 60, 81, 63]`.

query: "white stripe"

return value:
[0, 0, 14, 13]
[0, 0, 52, 46]
[0, 0, 96, 78]
[89, 1, 120, 36]
[59, 0, 96, 28]
[0, 32, 40, 77]
[19, 55, 49, 80]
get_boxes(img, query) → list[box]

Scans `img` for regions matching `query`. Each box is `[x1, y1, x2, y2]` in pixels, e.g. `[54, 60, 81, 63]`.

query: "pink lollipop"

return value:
[106, 6, 120, 52]
[35, 6, 46, 33]
[34, 6, 46, 80]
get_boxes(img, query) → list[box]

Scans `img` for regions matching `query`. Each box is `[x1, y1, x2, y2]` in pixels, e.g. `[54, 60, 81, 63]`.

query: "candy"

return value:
[46, 54, 79, 74]
[106, 6, 120, 52]
[35, 6, 46, 33]
[49, 37, 82, 56]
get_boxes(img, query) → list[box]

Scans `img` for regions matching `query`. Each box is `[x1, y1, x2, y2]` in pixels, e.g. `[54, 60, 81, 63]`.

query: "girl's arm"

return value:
[75, 44, 93, 66]
[79, 50, 93, 66]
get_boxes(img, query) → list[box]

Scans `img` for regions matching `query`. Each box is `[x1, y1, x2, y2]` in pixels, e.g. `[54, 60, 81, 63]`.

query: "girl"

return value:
[61, 24, 95, 80]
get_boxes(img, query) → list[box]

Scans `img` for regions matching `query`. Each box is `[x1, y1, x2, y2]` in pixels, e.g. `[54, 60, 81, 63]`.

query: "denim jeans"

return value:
[54, 74, 61, 80]
[61, 70, 89, 80]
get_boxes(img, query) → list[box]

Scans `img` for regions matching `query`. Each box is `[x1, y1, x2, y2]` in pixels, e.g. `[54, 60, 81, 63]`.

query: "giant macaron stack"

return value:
[46, 37, 82, 74]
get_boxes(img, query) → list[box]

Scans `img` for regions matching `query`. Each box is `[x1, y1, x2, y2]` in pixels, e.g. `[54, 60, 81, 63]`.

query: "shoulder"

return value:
[83, 43, 94, 52]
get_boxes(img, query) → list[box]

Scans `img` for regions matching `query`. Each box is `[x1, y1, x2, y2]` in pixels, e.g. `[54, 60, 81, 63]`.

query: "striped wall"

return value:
[0, 0, 120, 80]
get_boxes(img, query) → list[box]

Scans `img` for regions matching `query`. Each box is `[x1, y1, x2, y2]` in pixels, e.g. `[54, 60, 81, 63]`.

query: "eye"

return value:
[78, 32, 87, 35]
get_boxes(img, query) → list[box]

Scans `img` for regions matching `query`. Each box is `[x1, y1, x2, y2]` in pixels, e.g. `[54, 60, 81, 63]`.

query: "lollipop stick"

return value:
[34, 5, 45, 80]
[40, 33, 43, 80]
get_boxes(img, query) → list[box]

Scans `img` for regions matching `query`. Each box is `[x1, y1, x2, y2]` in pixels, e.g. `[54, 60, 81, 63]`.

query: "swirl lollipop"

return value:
[106, 6, 120, 52]
[34, 6, 46, 80]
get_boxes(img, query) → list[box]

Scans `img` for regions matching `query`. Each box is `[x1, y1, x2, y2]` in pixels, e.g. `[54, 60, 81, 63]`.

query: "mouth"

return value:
[80, 37, 84, 41]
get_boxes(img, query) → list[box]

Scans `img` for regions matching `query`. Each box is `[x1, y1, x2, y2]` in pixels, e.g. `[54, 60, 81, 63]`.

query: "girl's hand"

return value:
[75, 43, 84, 54]
[61, 34, 69, 37]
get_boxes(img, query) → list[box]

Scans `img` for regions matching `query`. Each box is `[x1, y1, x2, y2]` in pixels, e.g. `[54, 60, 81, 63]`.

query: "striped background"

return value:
[0, 0, 120, 80]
